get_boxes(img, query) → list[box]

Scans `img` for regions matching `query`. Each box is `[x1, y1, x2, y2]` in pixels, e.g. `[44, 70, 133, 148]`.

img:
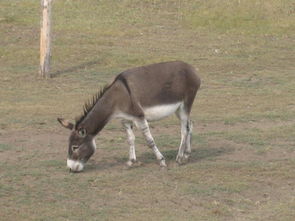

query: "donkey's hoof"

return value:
[184, 153, 190, 160]
[159, 159, 167, 167]
[126, 160, 133, 167]
[126, 159, 136, 167]
[126, 160, 141, 168]
[176, 155, 188, 165]
[176, 155, 182, 164]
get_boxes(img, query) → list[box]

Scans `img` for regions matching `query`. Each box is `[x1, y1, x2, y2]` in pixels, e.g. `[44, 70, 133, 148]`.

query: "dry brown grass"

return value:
[0, 0, 295, 220]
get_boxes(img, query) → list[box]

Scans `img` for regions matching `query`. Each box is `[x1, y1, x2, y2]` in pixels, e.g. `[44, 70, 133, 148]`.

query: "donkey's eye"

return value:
[78, 128, 87, 137]
[72, 145, 79, 151]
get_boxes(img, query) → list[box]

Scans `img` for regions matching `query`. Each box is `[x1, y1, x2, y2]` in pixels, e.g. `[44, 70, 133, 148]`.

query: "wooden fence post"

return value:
[40, 0, 52, 78]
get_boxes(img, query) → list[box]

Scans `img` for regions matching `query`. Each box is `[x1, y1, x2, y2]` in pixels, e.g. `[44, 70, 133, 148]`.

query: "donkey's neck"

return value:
[78, 91, 115, 135]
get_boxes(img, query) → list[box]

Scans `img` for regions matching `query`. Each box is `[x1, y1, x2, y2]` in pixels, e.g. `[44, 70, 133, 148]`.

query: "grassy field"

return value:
[1, 0, 295, 220]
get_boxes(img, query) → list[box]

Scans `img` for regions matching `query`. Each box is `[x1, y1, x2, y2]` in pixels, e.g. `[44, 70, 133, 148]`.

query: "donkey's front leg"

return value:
[122, 121, 137, 167]
[137, 119, 167, 167]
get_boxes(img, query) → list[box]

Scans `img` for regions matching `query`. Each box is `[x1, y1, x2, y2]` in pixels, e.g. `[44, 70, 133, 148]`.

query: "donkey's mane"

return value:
[75, 84, 111, 128]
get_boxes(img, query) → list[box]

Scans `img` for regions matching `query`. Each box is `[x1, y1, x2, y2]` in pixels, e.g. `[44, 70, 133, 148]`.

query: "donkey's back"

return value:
[118, 61, 201, 109]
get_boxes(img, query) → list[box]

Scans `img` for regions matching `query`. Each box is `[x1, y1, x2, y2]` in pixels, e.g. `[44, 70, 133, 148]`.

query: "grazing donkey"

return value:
[58, 61, 201, 172]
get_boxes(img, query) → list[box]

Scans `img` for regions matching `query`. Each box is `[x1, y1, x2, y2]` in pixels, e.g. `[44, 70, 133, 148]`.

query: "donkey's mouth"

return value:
[67, 159, 84, 172]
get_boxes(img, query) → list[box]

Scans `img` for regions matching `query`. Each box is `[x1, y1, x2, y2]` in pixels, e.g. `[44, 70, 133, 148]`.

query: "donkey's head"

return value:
[57, 118, 96, 172]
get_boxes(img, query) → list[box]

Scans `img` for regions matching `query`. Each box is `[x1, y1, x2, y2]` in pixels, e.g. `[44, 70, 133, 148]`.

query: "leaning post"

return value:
[40, 0, 52, 78]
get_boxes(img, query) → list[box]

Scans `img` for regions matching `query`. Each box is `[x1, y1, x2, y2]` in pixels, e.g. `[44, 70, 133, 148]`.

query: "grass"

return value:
[184, 0, 295, 35]
[0, 0, 295, 220]
[0, 143, 12, 152]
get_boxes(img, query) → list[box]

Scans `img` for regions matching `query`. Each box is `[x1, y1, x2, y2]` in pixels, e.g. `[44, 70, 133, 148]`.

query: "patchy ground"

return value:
[1, 0, 295, 220]
[1, 118, 295, 220]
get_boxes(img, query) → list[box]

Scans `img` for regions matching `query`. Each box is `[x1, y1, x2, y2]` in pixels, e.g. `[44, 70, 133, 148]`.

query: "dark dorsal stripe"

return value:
[115, 74, 131, 95]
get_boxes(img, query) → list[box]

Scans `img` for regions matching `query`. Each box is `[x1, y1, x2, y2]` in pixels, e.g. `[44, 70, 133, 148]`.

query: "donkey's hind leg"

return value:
[176, 104, 190, 165]
[184, 120, 193, 160]
[122, 120, 137, 167]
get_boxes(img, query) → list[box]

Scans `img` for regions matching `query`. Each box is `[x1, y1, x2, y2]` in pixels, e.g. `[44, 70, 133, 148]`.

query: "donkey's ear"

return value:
[57, 118, 74, 130]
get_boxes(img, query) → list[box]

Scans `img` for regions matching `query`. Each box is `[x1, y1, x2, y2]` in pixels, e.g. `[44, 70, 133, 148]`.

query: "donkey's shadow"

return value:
[140, 146, 234, 164]
[86, 146, 234, 172]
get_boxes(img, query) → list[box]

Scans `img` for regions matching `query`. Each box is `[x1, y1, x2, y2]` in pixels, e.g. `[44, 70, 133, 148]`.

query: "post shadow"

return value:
[51, 60, 102, 78]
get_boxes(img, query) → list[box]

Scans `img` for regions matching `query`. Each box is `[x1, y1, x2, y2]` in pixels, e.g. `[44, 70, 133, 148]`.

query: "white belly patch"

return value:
[143, 102, 182, 121]
[114, 102, 183, 122]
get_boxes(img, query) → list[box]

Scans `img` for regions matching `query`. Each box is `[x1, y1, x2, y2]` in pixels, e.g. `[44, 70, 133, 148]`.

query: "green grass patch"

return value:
[183, 0, 295, 35]
[1, 0, 295, 220]
[0, 143, 12, 152]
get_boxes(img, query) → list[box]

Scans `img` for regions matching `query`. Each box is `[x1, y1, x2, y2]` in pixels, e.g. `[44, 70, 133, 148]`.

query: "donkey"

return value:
[58, 61, 201, 172]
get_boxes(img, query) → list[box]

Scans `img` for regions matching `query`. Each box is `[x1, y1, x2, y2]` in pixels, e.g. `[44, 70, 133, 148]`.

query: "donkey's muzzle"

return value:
[67, 158, 84, 172]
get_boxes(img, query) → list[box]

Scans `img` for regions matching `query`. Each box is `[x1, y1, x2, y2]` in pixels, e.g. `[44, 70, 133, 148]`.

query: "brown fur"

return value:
[78, 61, 201, 135]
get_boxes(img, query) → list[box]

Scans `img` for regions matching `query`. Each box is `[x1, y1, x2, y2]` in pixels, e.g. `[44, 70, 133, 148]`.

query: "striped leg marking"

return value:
[137, 119, 166, 167]
[176, 104, 190, 165]
[122, 121, 137, 167]
[184, 120, 193, 160]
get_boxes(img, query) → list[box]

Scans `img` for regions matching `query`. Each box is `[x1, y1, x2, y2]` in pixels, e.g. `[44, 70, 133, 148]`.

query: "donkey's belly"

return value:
[143, 102, 182, 121]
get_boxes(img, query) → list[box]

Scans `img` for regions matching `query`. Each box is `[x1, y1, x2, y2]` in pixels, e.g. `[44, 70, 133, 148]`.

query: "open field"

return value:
[1, 0, 295, 220]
